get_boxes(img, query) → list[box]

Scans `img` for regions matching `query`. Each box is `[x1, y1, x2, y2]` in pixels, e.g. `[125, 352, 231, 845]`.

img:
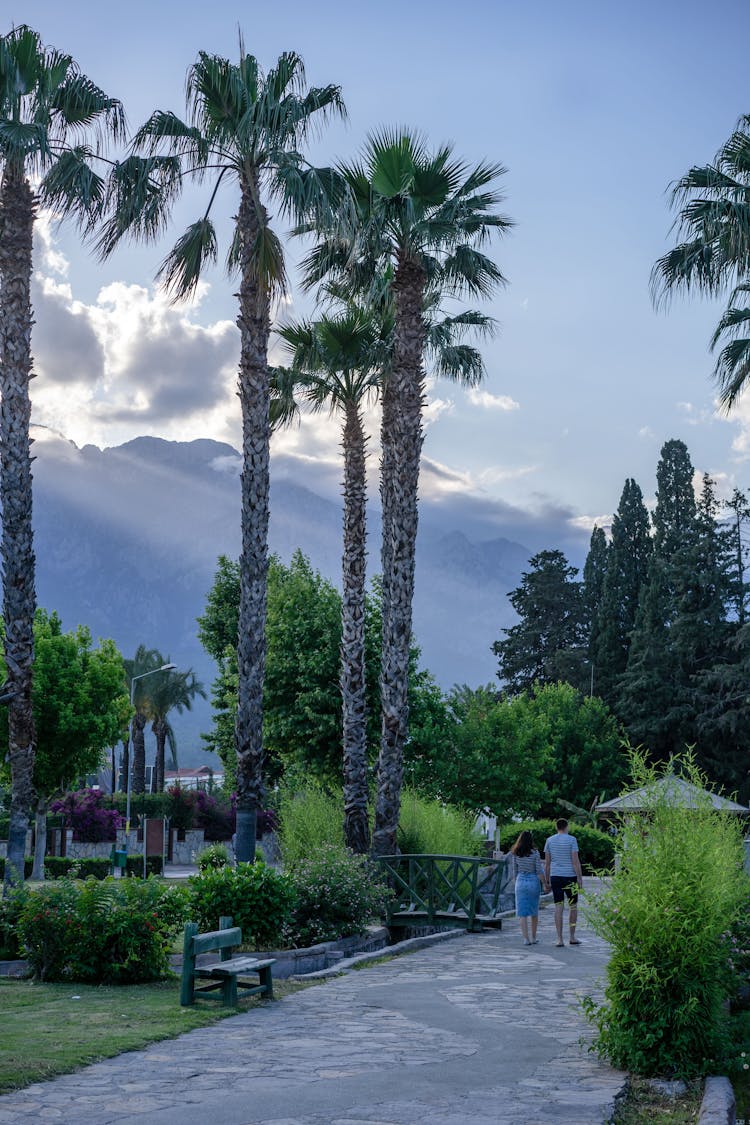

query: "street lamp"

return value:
[124, 663, 176, 836]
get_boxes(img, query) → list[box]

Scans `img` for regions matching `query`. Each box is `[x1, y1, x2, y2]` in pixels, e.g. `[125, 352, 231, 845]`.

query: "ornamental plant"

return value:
[17, 877, 190, 983]
[582, 750, 749, 1079]
[50, 789, 121, 842]
[197, 843, 230, 872]
[287, 845, 393, 947]
[188, 861, 294, 949]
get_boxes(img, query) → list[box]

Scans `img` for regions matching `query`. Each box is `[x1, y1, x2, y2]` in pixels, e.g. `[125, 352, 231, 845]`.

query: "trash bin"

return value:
[111, 847, 127, 873]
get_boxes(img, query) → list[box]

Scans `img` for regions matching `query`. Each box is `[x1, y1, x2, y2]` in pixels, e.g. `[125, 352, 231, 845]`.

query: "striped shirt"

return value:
[544, 833, 579, 877]
[506, 850, 544, 879]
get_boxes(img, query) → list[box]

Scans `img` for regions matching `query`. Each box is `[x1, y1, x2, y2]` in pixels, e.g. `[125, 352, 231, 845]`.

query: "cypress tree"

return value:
[590, 479, 652, 705]
[493, 549, 586, 696]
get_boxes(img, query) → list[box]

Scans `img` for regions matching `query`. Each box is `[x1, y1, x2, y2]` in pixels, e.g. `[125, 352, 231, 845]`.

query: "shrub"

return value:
[44, 857, 112, 880]
[197, 844, 230, 872]
[498, 819, 614, 874]
[582, 750, 749, 1079]
[192, 790, 234, 841]
[50, 789, 121, 842]
[0, 883, 28, 959]
[397, 789, 483, 856]
[124, 855, 163, 878]
[0, 857, 33, 880]
[17, 877, 189, 983]
[278, 783, 344, 869]
[188, 861, 294, 949]
[287, 845, 393, 947]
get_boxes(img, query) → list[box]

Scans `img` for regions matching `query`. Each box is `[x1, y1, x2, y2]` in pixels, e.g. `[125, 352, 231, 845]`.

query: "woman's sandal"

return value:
[569, 938, 582, 945]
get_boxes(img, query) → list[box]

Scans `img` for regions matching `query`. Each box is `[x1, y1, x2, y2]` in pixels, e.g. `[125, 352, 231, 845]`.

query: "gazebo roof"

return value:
[596, 775, 748, 814]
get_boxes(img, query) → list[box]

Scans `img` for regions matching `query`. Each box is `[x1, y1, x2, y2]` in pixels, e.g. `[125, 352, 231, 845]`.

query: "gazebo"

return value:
[596, 775, 748, 824]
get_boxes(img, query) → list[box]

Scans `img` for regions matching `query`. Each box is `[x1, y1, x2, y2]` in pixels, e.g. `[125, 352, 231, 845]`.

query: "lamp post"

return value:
[125, 663, 176, 836]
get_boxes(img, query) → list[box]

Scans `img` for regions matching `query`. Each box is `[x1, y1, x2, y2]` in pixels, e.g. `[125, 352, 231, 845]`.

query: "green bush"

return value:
[287, 845, 393, 947]
[197, 843, 230, 872]
[0, 857, 33, 880]
[498, 819, 615, 874]
[278, 783, 344, 869]
[0, 883, 28, 959]
[397, 789, 483, 856]
[45, 857, 112, 880]
[188, 861, 294, 949]
[582, 751, 749, 1079]
[124, 855, 163, 877]
[17, 876, 189, 983]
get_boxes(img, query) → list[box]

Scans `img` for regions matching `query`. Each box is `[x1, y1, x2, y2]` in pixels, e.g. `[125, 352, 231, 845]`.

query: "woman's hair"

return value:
[511, 829, 535, 858]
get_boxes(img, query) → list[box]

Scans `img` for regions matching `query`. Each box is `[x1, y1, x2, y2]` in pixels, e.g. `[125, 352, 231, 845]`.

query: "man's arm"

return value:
[544, 848, 551, 883]
[572, 850, 583, 884]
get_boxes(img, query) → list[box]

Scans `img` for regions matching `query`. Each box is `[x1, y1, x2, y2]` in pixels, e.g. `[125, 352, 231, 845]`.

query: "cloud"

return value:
[638, 426, 656, 440]
[466, 388, 520, 411]
[569, 513, 612, 534]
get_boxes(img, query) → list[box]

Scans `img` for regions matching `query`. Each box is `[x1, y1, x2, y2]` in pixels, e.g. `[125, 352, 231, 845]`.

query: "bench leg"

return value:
[222, 976, 238, 1007]
[258, 964, 273, 1000]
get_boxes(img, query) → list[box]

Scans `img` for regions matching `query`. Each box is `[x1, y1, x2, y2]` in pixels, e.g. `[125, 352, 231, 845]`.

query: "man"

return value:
[544, 818, 583, 947]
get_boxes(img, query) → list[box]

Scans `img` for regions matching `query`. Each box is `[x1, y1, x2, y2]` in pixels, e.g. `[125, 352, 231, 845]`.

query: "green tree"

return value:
[0, 611, 129, 879]
[405, 685, 550, 817]
[652, 115, 750, 408]
[113, 46, 345, 862]
[529, 682, 628, 816]
[123, 646, 163, 796]
[303, 129, 512, 855]
[590, 478, 652, 704]
[0, 26, 124, 886]
[493, 550, 587, 695]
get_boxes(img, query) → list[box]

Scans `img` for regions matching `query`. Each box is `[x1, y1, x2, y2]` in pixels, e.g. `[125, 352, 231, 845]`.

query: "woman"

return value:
[507, 830, 546, 945]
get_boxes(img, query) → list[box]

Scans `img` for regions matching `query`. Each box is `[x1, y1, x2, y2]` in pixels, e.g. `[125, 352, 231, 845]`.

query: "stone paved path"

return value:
[0, 895, 625, 1124]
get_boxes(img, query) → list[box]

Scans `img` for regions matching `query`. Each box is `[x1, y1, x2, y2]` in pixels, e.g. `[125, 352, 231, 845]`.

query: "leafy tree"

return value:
[529, 682, 628, 816]
[493, 550, 586, 695]
[0, 611, 129, 879]
[113, 46, 345, 862]
[405, 685, 550, 818]
[303, 129, 512, 855]
[0, 25, 124, 886]
[590, 478, 652, 704]
[123, 646, 163, 796]
[723, 487, 750, 625]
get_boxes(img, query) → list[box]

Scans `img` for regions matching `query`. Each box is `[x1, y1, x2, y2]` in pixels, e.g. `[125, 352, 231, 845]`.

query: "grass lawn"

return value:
[0, 976, 315, 1094]
[611, 1077, 702, 1123]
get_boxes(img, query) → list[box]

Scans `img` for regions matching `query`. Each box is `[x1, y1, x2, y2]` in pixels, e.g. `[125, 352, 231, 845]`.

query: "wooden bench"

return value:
[180, 915, 275, 1007]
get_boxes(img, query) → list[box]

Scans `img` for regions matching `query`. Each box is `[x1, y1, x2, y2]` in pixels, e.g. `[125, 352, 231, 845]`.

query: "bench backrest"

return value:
[191, 926, 242, 956]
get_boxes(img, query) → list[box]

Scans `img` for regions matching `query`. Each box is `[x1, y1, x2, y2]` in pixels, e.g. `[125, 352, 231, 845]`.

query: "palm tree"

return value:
[123, 646, 162, 796]
[276, 307, 387, 852]
[652, 115, 750, 405]
[103, 45, 345, 862]
[0, 26, 123, 886]
[144, 666, 206, 792]
[302, 130, 511, 854]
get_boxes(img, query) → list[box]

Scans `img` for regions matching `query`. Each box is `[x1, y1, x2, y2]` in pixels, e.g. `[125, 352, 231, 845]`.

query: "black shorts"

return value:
[550, 875, 579, 904]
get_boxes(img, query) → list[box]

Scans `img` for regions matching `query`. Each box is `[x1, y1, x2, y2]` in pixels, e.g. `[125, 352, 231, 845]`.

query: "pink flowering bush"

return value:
[51, 789, 121, 842]
[287, 845, 393, 947]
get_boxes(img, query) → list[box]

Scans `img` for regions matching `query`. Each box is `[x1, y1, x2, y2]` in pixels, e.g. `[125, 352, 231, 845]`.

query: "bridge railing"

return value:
[375, 853, 506, 931]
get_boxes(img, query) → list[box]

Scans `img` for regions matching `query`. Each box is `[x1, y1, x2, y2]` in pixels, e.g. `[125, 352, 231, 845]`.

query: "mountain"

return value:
[28, 429, 535, 767]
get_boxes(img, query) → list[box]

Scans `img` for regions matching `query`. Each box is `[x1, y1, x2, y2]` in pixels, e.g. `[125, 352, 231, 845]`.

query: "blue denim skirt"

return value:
[515, 871, 541, 917]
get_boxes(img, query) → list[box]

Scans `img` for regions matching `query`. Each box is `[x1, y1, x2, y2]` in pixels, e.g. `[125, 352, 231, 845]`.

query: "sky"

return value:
[10, 0, 750, 555]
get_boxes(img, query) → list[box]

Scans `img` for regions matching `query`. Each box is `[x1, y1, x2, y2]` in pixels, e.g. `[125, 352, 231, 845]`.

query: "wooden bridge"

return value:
[375, 853, 506, 932]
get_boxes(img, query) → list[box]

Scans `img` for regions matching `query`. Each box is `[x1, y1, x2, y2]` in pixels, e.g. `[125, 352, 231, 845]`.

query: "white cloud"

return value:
[467, 388, 520, 411]
[638, 426, 656, 440]
[569, 513, 612, 533]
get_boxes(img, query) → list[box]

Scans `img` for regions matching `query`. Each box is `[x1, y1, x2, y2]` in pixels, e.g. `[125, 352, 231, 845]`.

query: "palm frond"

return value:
[52, 74, 125, 144]
[95, 154, 183, 258]
[133, 110, 208, 163]
[269, 365, 303, 431]
[158, 218, 218, 298]
[40, 147, 106, 225]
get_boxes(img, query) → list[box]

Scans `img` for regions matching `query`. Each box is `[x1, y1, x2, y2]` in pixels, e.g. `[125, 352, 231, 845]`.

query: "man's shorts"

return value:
[550, 875, 579, 904]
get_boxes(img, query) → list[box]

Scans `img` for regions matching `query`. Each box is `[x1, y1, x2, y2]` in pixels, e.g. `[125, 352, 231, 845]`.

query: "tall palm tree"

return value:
[123, 645, 162, 796]
[144, 665, 206, 792]
[302, 130, 511, 854]
[652, 115, 750, 405]
[104, 45, 345, 861]
[276, 307, 387, 852]
[0, 26, 123, 886]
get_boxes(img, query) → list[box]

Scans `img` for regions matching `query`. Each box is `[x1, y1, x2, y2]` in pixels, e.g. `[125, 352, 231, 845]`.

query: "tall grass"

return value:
[583, 749, 749, 1078]
[397, 788, 483, 856]
[277, 783, 345, 869]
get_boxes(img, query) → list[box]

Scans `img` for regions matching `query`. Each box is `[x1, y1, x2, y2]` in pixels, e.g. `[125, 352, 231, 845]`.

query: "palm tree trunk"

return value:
[234, 179, 271, 863]
[341, 401, 370, 853]
[131, 712, 147, 794]
[31, 797, 47, 882]
[379, 372, 396, 669]
[153, 719, 166, 793]
[0, 168, 37, 888]
[373, 259, 426, 857]
[120, 737, 129, 793]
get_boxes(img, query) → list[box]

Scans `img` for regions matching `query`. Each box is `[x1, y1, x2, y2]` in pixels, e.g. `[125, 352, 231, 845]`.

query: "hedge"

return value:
[0, 855, 163, 879]
[499, 819, 615, 873]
